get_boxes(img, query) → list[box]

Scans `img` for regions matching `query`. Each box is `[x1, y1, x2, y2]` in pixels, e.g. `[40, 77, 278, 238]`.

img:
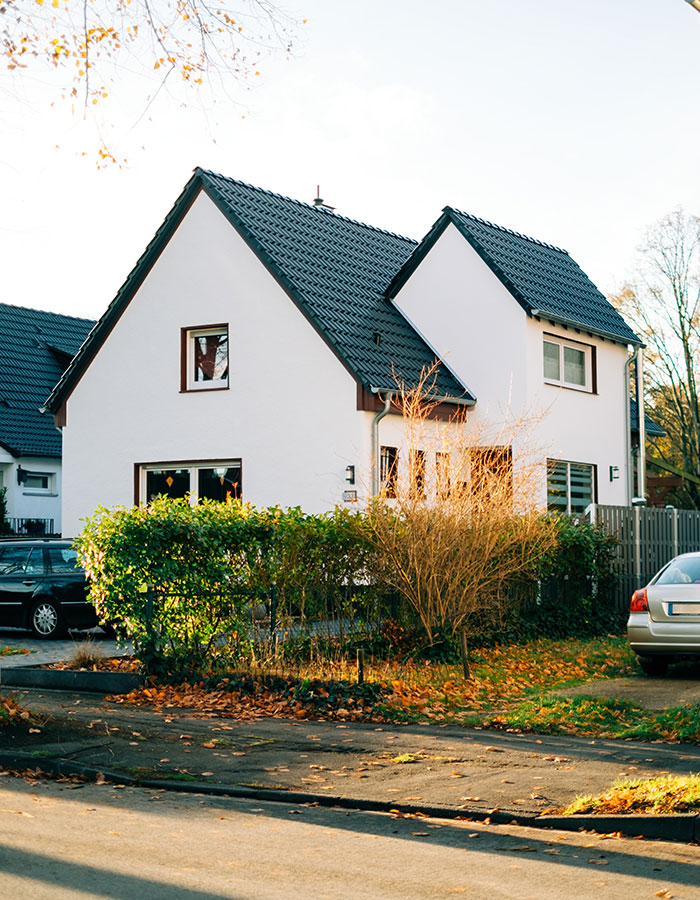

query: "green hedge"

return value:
[76, 498, 380, 674]
[76, 501, 621, 674]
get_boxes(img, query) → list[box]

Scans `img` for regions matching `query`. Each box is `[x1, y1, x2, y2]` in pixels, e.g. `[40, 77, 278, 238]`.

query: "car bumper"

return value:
[627, 612, 700, 656]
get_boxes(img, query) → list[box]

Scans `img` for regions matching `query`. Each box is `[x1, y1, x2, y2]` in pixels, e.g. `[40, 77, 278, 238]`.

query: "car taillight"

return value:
[630, 588, 649, 612]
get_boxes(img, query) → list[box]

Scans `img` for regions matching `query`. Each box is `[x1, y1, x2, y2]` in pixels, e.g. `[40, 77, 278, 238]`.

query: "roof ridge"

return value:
[197, 168, 418, 247]
[446, 207, 569, 256]
[0, 301, 95, 325]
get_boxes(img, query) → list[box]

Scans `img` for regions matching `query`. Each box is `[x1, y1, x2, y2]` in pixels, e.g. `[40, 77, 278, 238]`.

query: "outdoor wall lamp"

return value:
[16, 465, 26, 485]
[345, 465, 355, 485]
[609, 465, 620, 482]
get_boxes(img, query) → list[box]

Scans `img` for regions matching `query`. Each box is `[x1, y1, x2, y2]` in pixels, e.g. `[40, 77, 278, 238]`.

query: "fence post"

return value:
[673, 509, 679, 558]
[634, 505, 642, 587]
[269, 582, 278, 648]
[356, 648, 365, 684]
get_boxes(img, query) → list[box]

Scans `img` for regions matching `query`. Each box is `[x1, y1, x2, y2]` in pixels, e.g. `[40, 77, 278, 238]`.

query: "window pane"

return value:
[193, 332, 228, 383]
[0, 546, 30, 574]
[563, 346, 586, 386]
[543, 341, 560, 380]
[547, 460, 569, 513]
[146, 469, 191, 501]
[47, 547, 80, 573]
[380, 446, 398, 498]
[199, 466, 242, 502]
[436, 452, 451, 499]
[409, 449, 426, 499]
[569, 463, 593, 513]
[24, 473, 49, 490]
[25, 549, 45, 576]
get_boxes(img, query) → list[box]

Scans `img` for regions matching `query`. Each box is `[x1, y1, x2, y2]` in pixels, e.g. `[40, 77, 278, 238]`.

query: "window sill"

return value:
[180, 385, 230, 394]
[22, 491, 58, 497]
[544, 379, 594, 395]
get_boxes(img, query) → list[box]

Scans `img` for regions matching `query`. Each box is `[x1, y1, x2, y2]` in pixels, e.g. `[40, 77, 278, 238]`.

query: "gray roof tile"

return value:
[0, 304, 95, 457]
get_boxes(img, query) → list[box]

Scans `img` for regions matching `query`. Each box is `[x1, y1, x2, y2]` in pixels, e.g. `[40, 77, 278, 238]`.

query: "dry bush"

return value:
[366, 371, 557, 648]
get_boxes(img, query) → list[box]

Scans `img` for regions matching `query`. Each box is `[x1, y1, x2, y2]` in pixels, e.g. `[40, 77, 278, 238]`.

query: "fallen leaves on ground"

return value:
[107, 637, 634, 726]
[0, 696, 34, 726]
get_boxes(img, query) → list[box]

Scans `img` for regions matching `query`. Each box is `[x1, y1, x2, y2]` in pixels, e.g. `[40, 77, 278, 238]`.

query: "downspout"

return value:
[624, 347, 636, 505]
[637, 346, 646, 502]
[370, 391, 394, 497]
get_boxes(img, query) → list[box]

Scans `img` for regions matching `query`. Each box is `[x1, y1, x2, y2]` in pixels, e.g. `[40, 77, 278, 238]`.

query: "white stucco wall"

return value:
[0, 455, 62, 534]
[60, 191, 371, 537]
[391, 222, 631, 508]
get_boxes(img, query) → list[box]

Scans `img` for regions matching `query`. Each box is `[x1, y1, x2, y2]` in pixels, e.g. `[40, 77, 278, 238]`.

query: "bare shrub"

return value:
[366, 371, 557, 650]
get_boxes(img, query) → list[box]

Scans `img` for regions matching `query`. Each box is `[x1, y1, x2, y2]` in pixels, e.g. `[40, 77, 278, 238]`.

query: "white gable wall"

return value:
[391, 223, 631, 508]
[61, 192, 368, 537]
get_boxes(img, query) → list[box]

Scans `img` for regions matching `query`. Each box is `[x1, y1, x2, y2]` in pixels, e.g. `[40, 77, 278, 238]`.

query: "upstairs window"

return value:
[182, 325, 229, 391]
[543, 336, 593, 392]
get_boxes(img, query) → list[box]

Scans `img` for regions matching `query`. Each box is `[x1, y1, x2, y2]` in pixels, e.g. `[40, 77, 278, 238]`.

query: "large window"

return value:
[547, 459, 595, 514]
[543, 335, 593, 392]
[139, 460, 242, 504]
[181, 325, 229, 391]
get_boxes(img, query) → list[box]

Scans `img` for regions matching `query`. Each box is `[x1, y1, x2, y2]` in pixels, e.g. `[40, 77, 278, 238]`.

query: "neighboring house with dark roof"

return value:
[0, 303, 94, 535]
[46, 169, 641, 536]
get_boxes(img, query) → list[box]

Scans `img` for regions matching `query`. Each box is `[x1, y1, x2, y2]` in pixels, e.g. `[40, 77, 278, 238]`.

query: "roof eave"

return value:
[384, 212, 451, 300]
[530, 309, 643, 348]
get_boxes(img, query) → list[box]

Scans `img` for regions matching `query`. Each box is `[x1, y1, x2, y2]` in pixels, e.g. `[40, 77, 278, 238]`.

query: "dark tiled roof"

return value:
[199, 171, 469, 397]
[630, 399, 665, 437]
[387, 208, 641, 347]
[47, 170, 471, 411]
[0, 304, 95, 457]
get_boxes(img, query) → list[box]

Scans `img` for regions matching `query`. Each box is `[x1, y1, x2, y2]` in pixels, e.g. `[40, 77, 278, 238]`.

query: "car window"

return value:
[47, 547, 80, 573]
[24, 548, 45, 576]
[654, 557, 700, 585]
[0, 546, 31, 575]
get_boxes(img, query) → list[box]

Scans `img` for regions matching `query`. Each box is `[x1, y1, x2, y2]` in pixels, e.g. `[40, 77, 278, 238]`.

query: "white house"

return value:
[46, 169, 642, 537]
[0, 303, 94, 535]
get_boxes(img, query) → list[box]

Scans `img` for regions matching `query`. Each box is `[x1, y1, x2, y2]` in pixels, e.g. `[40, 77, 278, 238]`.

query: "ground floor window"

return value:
[380, 446, 398, 498]
[547, 459, 595, 514]
[138, 460, 242, 504]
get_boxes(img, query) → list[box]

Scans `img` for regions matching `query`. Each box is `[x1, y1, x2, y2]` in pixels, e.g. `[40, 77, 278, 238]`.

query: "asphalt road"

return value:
[0, 777, 698, 900]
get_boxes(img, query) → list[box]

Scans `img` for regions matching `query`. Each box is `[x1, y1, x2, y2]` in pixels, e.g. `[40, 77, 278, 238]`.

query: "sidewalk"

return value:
[3, 686, 700, 838]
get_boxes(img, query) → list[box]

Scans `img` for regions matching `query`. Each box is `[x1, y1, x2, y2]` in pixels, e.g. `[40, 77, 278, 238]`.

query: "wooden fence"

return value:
[588, 504, 700, 611]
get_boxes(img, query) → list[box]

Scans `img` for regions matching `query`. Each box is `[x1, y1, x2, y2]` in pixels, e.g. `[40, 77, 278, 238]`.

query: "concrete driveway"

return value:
[557, 662, 700, 710]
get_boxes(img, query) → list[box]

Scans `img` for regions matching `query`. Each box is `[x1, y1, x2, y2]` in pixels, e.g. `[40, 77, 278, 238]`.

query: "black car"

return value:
[0, 539, 98, 638]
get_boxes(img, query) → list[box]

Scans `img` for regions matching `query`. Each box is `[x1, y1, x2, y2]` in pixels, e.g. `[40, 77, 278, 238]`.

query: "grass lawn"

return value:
[564, 774, 700, 815]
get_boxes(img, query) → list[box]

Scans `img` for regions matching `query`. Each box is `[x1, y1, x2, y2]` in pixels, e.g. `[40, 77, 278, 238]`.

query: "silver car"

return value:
[628, 551, 700, 676]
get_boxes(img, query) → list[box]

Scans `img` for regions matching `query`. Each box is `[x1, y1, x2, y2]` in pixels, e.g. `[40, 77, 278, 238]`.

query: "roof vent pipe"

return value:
[313, 186, 335, 212]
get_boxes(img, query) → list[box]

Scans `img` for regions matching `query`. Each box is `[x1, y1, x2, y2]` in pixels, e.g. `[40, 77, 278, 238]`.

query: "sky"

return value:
[1, 0, 699, 322]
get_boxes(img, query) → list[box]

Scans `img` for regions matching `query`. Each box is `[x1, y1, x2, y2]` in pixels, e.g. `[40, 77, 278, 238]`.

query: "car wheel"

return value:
[30, 599, 64, 639]
[99, 623, 117, 637]
[638, 656, 670, 677]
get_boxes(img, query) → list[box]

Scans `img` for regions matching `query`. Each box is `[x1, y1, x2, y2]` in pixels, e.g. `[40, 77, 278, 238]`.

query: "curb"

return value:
[0, 751, 696, 843]
[0, 666, 143, 694]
